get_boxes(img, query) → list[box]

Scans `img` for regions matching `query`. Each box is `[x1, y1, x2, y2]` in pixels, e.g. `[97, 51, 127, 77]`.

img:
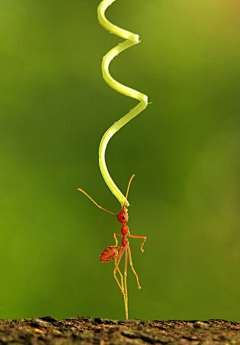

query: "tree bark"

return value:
[0, 317, 239, 344]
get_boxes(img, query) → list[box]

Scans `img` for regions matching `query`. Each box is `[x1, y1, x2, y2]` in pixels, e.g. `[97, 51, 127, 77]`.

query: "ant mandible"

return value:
[78, 174, 147, 320]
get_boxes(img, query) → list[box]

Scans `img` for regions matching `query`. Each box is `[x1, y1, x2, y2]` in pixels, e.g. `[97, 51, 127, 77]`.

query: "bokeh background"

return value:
[0, 0, 239, 321]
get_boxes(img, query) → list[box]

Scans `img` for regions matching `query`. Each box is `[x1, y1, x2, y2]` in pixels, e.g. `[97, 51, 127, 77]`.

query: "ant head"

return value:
[117, 204, 128, 223]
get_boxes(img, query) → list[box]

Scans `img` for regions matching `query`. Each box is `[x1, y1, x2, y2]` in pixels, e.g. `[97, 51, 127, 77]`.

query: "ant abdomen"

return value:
[100, 246, 119, 262]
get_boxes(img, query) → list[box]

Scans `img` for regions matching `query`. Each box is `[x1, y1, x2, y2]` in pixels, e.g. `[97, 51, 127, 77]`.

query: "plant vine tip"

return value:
[98, 0, 148, 206]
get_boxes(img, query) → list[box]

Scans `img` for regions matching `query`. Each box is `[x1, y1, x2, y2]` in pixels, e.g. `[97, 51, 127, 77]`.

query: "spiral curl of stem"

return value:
[98, 0, 148, 206]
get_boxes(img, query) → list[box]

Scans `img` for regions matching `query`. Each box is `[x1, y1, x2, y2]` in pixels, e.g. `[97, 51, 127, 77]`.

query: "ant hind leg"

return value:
[127, 245, 141, 289]
[113, 247, 125, 296]
[124, 247, 129, 320]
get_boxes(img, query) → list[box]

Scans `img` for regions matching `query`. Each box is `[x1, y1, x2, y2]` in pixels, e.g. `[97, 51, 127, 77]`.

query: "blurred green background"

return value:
[0, 0, 239, 321]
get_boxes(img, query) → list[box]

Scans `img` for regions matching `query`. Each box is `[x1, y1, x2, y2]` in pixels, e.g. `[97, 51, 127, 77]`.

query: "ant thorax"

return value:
[121, 224, 129, 236]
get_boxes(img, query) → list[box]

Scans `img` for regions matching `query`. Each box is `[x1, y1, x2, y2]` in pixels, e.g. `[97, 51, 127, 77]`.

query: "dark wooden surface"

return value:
[0, 317, 239, 345]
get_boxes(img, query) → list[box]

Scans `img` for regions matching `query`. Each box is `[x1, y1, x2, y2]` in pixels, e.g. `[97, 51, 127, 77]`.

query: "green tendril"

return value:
[98, 0, 148, 207]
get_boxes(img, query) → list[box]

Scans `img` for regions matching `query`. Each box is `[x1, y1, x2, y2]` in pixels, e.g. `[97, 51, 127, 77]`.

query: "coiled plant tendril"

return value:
[98, 0, 148, 207]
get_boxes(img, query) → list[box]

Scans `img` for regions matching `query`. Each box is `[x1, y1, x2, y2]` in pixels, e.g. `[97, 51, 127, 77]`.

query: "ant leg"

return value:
[124, 247, 129, 320]
[113, 234, 124, 294]
[113, 247, 125, 295]
[127, 245, 141, 289]
[116, 265, 124, 295]
[113, 233, 123, 247]
[129, 234, 147, 253]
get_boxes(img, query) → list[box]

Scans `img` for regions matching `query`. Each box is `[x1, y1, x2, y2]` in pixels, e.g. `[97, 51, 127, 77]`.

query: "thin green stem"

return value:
[97, 0, 148, 206]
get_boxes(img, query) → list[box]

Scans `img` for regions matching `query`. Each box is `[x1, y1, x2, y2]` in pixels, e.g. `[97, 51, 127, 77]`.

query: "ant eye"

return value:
[122, 216, 125, 220]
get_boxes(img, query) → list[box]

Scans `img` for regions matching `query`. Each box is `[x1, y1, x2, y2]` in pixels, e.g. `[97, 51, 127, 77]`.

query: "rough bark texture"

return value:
[0, 317, 239, 345]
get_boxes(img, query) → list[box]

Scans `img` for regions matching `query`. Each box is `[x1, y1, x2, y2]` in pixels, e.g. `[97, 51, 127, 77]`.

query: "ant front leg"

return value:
[113, 233, 123, 247]
[129, 234, 147, 253]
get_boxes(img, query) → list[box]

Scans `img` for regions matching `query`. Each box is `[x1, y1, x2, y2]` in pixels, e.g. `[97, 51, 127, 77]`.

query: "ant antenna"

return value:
[77, 188, 117, 215]
[124, 174, 135, 203]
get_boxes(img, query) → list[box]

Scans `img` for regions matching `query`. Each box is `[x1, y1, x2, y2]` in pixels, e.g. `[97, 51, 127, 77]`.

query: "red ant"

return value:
[78, 174, 147, 320]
